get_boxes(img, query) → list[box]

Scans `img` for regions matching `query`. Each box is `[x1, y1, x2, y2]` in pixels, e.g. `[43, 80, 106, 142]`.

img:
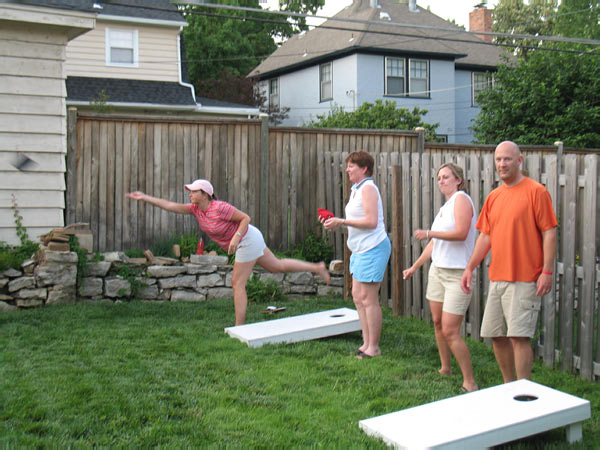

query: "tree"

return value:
[473, 0, 600, 147]
[472, 49, 600, 147]
[182, 0, 324, 88]
[306, 100, 441, 142]
[492, 0, 558, 58]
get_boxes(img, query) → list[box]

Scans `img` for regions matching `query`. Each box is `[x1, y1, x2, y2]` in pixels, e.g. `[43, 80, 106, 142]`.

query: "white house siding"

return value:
[454, 69, 479, 144]
[277, 53, 458, 143]
[0, 5, 94, 245]
[66, 22, 180, 81]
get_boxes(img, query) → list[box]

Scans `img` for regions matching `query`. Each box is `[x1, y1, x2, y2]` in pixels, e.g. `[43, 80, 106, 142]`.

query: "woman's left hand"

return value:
[228, 235, 241, 255]
[414, 229, 429, 240]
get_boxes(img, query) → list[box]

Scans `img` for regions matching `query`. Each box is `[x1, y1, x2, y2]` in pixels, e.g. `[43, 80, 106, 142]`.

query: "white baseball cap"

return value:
[184, 179, 214, 196]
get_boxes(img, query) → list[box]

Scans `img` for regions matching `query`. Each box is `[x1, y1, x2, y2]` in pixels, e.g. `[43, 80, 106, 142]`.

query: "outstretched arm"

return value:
[125, 191, 189, 214]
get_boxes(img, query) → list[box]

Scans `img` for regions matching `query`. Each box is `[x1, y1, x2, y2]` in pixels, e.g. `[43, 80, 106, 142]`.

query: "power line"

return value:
[186, 10, 600, 56]
[172, 1, 600, 46]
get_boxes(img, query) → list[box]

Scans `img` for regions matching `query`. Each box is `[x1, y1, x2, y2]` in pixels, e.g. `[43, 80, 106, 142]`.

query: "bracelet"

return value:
[542, 270, 553, 275]
[235, 231, 242, 238]
[426, 230, 430, 239]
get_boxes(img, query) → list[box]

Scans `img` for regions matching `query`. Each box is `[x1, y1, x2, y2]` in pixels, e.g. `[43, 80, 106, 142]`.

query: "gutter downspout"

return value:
[178, 26, 196, 103]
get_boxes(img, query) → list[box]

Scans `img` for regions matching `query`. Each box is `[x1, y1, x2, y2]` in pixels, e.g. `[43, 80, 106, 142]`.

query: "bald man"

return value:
[461, 141, 557, 382]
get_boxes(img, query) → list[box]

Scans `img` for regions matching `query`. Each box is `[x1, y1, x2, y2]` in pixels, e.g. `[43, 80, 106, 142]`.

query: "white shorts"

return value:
[235, 225, 266, 263]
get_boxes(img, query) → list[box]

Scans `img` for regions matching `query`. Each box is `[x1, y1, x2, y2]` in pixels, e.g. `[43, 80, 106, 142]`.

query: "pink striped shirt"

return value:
[187, 200, 243, 251]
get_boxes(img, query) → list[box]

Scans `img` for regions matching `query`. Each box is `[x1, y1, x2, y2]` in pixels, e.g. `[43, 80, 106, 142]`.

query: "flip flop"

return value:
[356, 352, 373, 360]
[354, 349, 364, 356]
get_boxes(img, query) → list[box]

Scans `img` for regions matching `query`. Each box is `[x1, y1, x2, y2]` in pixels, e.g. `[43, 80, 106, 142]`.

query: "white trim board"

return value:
[359, 379, 591, 449]
[224, 307, 361, 348]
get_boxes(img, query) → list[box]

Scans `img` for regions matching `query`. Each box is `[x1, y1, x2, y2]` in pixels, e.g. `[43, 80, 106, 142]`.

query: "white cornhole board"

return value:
[359, 379, 591, 449]
[224, 307, 361, 348]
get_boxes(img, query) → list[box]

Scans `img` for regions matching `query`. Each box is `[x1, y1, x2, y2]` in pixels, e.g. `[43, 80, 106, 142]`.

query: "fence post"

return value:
[391, 165, 403, 316]
[66, 107, 78, 226]
[415, 127, 425, 156]
[259, 113, 269, 235]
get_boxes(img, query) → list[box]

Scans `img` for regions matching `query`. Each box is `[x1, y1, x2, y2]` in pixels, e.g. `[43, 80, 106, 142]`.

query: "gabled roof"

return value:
[249, 0, 507, 79]
[8, 0, 185, 24]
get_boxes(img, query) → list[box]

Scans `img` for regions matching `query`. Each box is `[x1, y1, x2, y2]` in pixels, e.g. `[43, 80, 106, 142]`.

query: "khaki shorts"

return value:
[426, 265, 472, 316]
[481, 281, 540, 338]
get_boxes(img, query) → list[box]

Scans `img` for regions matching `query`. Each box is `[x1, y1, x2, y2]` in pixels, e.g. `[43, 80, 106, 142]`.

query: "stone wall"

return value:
[0, 249, 343, 311]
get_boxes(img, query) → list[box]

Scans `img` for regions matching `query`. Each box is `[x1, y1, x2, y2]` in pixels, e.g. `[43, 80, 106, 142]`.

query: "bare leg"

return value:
[257, 248, 330, 284]
[231, 259, 257, 326]
[442, 312, 478, 391]
[352, 279, 369, 353]
[492, 337, 517, 383]
[511, 337, 533, 380]
[430, 300, 452, 375]
[358, 281, 382, 358]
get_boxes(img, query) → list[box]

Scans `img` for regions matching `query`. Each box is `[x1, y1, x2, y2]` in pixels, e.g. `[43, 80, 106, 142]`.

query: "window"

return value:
[472, 71, 493, 106]
[385, 57, 429, 97]
[106, 28, 138, 67]
[385, 57, 404, 95]
[269, 78, 279, 109]
[409, 59, 428, 96]
[320, 62, 332, 102]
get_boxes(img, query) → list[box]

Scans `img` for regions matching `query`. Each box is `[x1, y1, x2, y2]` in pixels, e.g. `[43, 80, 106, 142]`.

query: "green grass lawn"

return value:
[1, 297, 598, 448]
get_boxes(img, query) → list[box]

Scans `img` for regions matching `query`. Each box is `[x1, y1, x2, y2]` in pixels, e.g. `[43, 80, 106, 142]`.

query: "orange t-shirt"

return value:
[476, 177, 557, 282]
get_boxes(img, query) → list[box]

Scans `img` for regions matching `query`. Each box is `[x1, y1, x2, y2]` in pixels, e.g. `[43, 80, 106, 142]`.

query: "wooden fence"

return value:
[66, 111, 599, 380]
[318, 150, 599, 381]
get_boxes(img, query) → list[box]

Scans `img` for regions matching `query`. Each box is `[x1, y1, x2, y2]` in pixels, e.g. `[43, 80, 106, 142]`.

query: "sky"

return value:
[313, 0, 500, 29]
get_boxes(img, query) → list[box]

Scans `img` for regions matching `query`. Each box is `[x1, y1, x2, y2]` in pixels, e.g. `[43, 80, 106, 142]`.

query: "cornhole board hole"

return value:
[224, 307, 361, 348]
[359, 379, 590, 449]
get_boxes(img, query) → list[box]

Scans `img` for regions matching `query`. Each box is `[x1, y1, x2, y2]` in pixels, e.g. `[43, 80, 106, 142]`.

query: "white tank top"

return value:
[431, 191, 477, 269]
[345, 178, 388, 254]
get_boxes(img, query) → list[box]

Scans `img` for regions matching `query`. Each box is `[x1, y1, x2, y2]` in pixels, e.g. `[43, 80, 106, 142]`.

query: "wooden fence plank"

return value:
[542, 154, 558, 366]
[106, 120, 116, 251]
[122, 122, 132, 249]
[580, 154, 597, 379]
[560, 155, 578, 372]
[114, 121, 123, 251]
[289, 133, 298, 248]
[469, 153, 482, 340]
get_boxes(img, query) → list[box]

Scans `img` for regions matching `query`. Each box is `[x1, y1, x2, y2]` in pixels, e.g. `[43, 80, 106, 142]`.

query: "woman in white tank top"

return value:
[322, 151, 391, 359]
[402, 163, 478, 392]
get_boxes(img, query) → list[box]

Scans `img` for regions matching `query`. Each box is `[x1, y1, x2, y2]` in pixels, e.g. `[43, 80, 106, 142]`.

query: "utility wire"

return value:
[184, 10, 600, 56]
[172, 0, 600, 46]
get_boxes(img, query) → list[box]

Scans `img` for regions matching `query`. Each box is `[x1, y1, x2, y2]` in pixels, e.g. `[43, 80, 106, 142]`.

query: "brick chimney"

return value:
[469, 7, 492, 42]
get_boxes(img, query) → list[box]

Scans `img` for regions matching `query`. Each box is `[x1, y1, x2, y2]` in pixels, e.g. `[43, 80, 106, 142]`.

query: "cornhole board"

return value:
[224, 307, 361, 348]
[359, 379, 591, 449]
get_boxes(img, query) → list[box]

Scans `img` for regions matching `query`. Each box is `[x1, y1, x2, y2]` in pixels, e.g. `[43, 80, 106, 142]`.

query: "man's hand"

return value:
[536, 272, 553, 296]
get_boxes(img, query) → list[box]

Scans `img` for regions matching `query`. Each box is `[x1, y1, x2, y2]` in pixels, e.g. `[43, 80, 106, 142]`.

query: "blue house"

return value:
[249, 0, 507, 143]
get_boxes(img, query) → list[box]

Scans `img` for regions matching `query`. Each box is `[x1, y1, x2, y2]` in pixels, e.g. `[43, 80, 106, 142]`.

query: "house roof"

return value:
[8, 0, 185, 23]
[249, 0, 508, 79]
[66, 77, 196, 107]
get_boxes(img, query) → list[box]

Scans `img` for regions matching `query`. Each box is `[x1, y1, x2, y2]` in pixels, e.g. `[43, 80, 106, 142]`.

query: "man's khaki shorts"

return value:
[426, 265, 472, 316]
[480, 281, 540, 338]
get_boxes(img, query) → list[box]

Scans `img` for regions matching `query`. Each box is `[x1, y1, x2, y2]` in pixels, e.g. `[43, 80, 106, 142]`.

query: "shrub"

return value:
[0, 196, 40, 270]
[125, 248, 145, 258]
[288, 230, 334, 264]
[246, 273, 285, 304]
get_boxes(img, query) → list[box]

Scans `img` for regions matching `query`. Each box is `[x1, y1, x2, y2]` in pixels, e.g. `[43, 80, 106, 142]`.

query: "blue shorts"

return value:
[349, 237, 391, 283]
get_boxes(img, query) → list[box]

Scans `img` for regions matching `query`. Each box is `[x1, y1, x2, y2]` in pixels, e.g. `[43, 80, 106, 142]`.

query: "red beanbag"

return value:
[318, 208, 334, 221]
